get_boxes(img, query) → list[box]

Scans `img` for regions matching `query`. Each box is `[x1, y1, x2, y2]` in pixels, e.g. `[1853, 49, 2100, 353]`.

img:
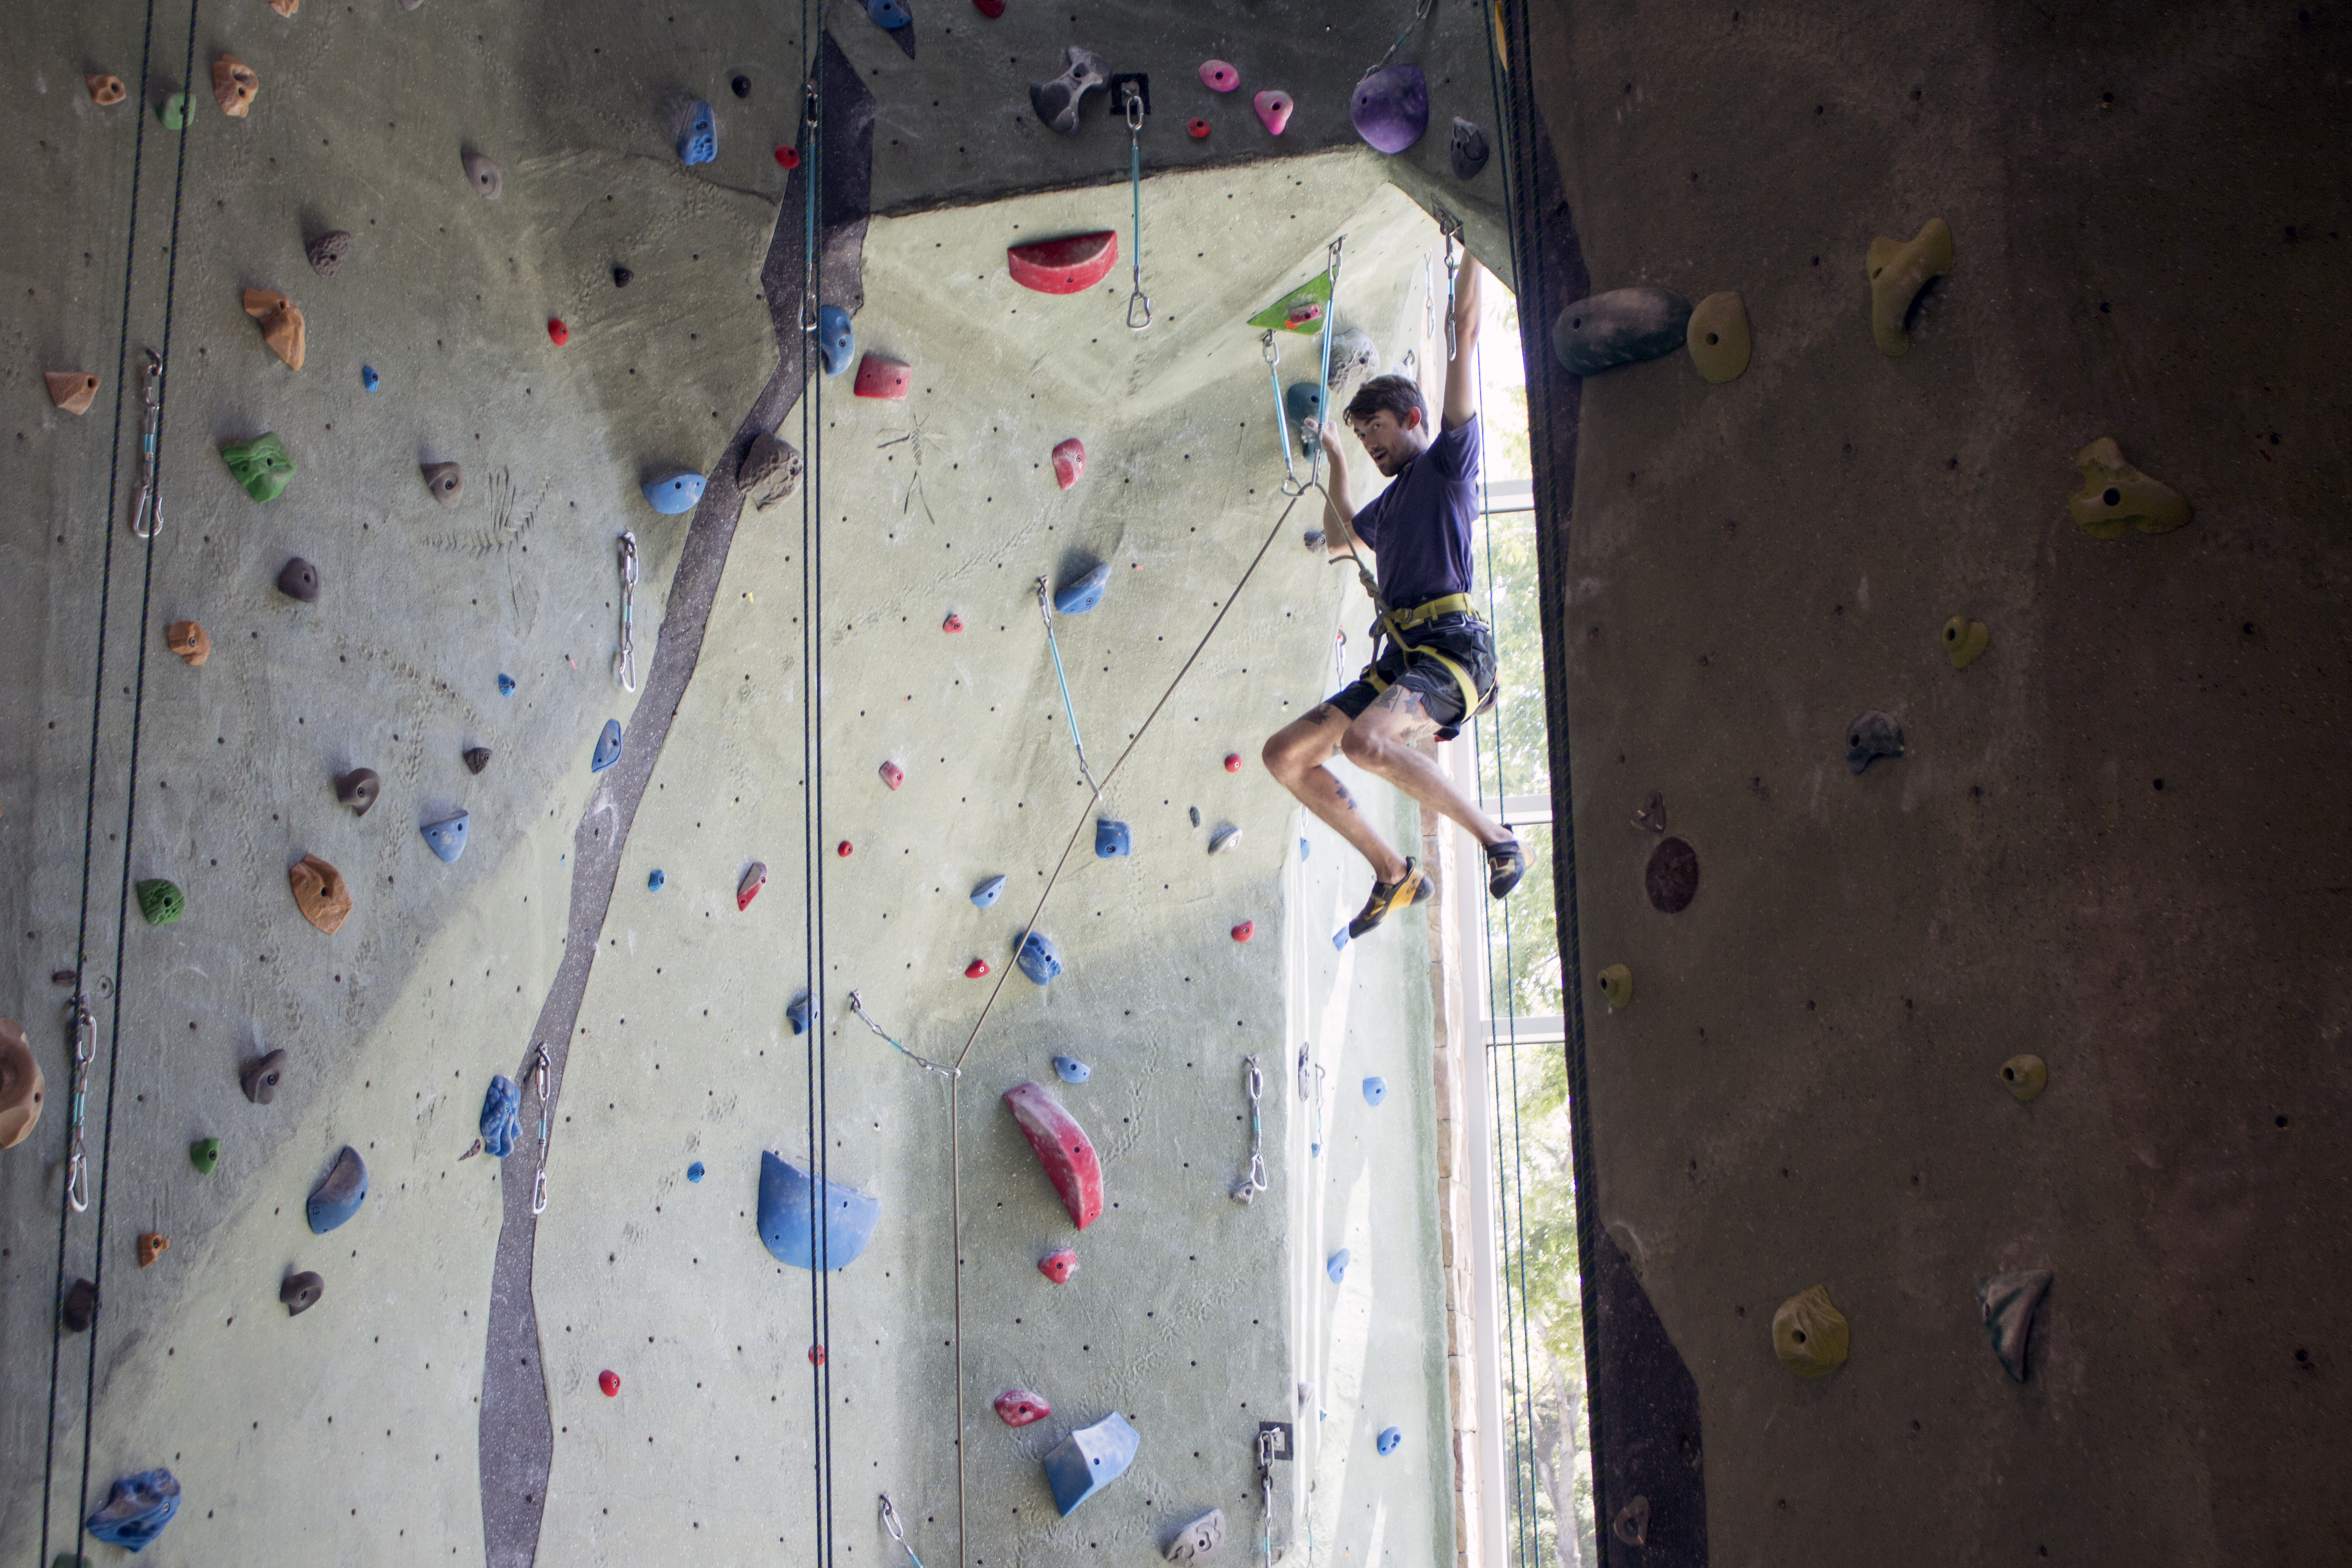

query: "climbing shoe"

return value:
[1485, 834, 1526, 900]
[1347, 858, 1435, 940]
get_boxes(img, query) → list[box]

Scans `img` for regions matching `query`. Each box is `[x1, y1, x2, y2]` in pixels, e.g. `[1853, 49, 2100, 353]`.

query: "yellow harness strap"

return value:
[1362, 594, 1488, 725]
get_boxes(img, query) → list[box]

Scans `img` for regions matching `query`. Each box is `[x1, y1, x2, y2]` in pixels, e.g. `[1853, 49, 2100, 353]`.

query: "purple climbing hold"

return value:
[591, 719, 623, 774]
[479, 1073, 520, 1157]
[85, 1469, 181, 1551]
[1350, 64, 1427, 154]
[421, 812, 470, 863]
[276, 557, 320, 601]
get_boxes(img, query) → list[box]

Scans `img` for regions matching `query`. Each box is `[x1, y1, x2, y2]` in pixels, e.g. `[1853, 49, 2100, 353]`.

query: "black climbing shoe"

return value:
[1485, 835, 1526, 900]
[1348, 858, 1435, 939]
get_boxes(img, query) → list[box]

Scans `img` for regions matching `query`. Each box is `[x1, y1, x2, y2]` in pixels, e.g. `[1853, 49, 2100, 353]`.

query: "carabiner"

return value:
[530, 1167, 549, 1216]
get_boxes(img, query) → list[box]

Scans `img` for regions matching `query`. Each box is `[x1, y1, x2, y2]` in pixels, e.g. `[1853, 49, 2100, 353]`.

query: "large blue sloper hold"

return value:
[970, 873, 1008, 909]
[1042, 1411, 1140, 1517]
[643, 470, 707, 514]
[1053, 561, 1112, 615]
[1094, 818, 1131, 858]
[422, 811, 470, 864]
[591, 719, 624, 774]
[480, 1074, 521, 1158]
[307, 1146, 368, 1235]
[787, 992, 813, 1034]
[678, 100, 717, 166]
[1016, 930, 1063, 985]
[818, 306, 856, 377]
[756, 1151, 880, 1271]
[85, 1469, 181, 1552]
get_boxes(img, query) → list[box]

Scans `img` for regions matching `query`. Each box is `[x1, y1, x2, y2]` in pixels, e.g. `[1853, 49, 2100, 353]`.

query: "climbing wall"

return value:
[0, 0, 1519, 1554]
[1504, 0, 2352, 1562]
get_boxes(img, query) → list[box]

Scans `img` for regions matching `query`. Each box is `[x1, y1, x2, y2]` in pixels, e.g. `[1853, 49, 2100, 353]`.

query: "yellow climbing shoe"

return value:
[1485, 834, 1526, 899]
[1347, 858, 1435, 939]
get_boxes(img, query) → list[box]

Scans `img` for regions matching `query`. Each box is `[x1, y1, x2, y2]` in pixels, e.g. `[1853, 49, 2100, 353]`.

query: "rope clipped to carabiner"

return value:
[1436, 208, 1465, 363]
[1123, 85, 1152, 331]
[530, 1042, 552, 1215]
[1364, 0, 1436, 80]
[1230, 1054, 1268, 1204]
[847, 991, 959, 1082]
[64, 995, 94, 1213]
[880, 1493, 927, 1568]
[129, 350, 162, 539]
[1036, 578, 1105, 799]
[614, 531, 640, 692]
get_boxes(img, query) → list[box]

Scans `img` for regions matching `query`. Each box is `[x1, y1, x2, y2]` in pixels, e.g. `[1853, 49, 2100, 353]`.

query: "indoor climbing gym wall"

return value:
[2, 0, 1520, 1564]
[1494, 0, 2352, 1564]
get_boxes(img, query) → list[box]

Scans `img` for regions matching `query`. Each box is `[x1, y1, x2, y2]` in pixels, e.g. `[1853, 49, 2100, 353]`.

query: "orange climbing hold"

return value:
[1007, 232, 1119, 295]
[137, 1233, 169, 1268]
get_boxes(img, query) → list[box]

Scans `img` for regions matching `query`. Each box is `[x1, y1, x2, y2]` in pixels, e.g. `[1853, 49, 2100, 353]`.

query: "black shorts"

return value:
[1326, 612, 1498, 739]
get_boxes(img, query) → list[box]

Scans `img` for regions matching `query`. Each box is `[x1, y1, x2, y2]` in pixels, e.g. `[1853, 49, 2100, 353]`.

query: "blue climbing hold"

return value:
[1377, 1426, 1403, 1455]
[1328, 1249, 1350, 1284]
[1054, 561, 1112, 615]
[479, 1074, 520, 1158]
[1095, 818, 1131, 858]
[757, 1150, 880, 1271]
[818, 305, 855, 377]
[643, 470, 706, 514]
[1042, 1411, 1140, 1517]
[1016, 930, 1063, 985]
[1053, 1055, 1091, 1084]
[360, 365, 380, 392]
[1300, 837, 1311, 860]
[421, 811, 470, 864]
[648, 869, 666, 891]
[591, 719, 624, 773]
[1285, 381, 1327, 427]
[787, 992, 813, 1034]
[970, 873, 1008, 909]
[687, 1160, 705, 1183]
[867, 0, 911, 27]
[85, 1469, 181, 1552]
[678, 100, 717, 166]
[1362, 1076, 1387, 1107]
[497, 672, 516, 696]
[307, 1146, 368, 1235]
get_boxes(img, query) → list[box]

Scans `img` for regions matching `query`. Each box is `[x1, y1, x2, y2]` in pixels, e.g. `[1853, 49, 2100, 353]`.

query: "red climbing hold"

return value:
[1039, 1248, 1079, 1284]
[774, 145, 801, 168]
[853, 355, 911, 400]
[973, 0, 1005, 13]
[995, 1388, 1052, 1426]
[738, 862, 767, 911]
[837, 841, 853, 857]
[879, 760, 905, 791]
[942, 612, 963, 633]
[547, 318, 569, 346]
[1007, 232, 1119, 296]
[1003, 1082, 1104, 1230]
[598, 1369, 620, 1397]
[1232, 921, 1254, 943]
[965, 958, 990, 979]
[1052, 437, 1086, 490]
[1188, 118, 1211, 140]
[808, 1345, 827, 1366]
[1224, 752, 1243, 773]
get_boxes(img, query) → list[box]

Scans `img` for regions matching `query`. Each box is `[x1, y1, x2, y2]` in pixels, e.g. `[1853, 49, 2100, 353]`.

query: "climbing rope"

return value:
[1122, 84, 1152, 331]
[846, 990, 958, 1081]
[1229, 1054, 1268, 1205]
[1264, 236, 1346, 497]
[1363, 0, 1436, 80]
[613, 531, 639, 692]
[1035, 578, 1104, 799]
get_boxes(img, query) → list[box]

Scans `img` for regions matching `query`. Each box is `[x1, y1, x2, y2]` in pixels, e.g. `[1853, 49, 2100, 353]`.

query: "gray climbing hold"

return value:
[1845, 710, 1904, 774]
[648, 869, 666, 891]
[1362, 1076, 1387, 1106]
[1055, 561, 1112, 615]
[1978, 1269, 2053, 1383]
[757, 1151, 880, 1270]
[306, 1146, 367, 1234]
[360, 365, 380, 392]
[240, 1048, 288, 1104]
[479, 1073, 520, 1157]
[1095, 818, 1131, 858]
[1189, 806, 1201, 827]
[1326, 328, 1379, 402]
[1327, 1249, 1349, 1284]
[1166, 1508, 1225, 1564]
[84, 1470, 180, 1551]
[1042, 1410, 1139, 1516]
[1551, 288, 1694, 376]
[1029, 46, 1110, 137]
[643, 470, 706, 514]
[1350, 63, 1427, 154]
[739, 432, 804, 511]
[461, 150, 501, 198]
[1208, 824, 1242, 856]
[612, 265, 633, 288]
[787, 993, 812, 1034]
[280, 1269, 324, 1316]
[818, 305, 854, 376]
[422, 461, 463, 506]
[1053, 1055, 1091, 1084]
[335, 768, 380, 816]
[61, 1277, 98, 1333]
[971, 873, 1008, 909]
[306, 230, 353, 278]
[1017, 930, 1063, 985]
[1450, 116, 1490, 181]
[1645, 836, 1699, 915]
[276, 557, 320, 601]
[1376, 1426, 1402, 1455]
[678, 100, 717, 165]
[421, 812, 469, 864]
[1285, 381, 1326, 428]
[591, 719, 623, 774]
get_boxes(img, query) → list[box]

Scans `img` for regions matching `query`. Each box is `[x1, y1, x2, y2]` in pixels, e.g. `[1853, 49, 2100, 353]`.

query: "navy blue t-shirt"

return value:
[1347, 413, 1480, 612]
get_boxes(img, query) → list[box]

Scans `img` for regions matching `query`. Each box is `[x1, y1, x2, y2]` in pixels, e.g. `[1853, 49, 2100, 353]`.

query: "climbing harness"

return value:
[1230, 1054, 1268, 1205]
[1122, 85, 1152, 331]
[64, 996, 93, 1213]
[128, 350, 162, 539]
[879, 1494, 926, 1568]
[613, 532, 640, 693]
[529, 1042, 552, 1215]
[847, 991, 958, 1082]
[1035, 578, 1104, 799]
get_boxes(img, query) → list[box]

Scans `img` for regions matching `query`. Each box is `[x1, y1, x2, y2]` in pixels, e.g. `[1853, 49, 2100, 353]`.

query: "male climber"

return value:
[1262, 256, 1524, 941]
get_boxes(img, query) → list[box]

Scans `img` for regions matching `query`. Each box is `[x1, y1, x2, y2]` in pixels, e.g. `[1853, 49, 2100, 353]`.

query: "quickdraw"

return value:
[530, 1042, 552, 1215]
[614, 532, 640, 693]
[848, 990, 959, 1082]
[64, 994, 93, 1213]
[879, 1493, 927, 1568]
[128, 349, 162, 539]
[1437, 207, 1465, 363]
[1122, 84, 1152, 331]
[1230, 1054, 1268, 1205]
[1036, 578, 1104, 800]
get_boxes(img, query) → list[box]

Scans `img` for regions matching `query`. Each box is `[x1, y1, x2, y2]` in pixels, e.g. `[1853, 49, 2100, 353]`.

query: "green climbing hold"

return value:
[159, 93, 191, 130]
[2068, 437, 2190, 538]
[136, 879, 185, 926]
[1943, 616, 1989, 671]
[2000, 1054, 2047, 1102]
[219, 432, 295, 504]
[1247, 274, 1335, 334]
[189, 1137, 220, 1175]
[1597, 964, 1633, 1010]
[1772, 1284, 1849, 1378]
[1685, 291, 1751, 383]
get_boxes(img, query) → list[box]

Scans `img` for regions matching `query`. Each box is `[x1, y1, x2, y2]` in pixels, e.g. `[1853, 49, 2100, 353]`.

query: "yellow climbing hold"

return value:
[1943, 616, 1989, 671]
[1685, 291, 1750, 383]
[2068, 437, 2190, 538]
[1597, 964, 1633, 1010]
[2000, 1054, 2048, 1102]
[1865, 218, 1952, 358]
[1772, 1284, 1849, 1378]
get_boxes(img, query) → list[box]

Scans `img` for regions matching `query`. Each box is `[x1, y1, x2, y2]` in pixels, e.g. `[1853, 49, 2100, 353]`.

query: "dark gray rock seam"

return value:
[476, 34, 876, 1568]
